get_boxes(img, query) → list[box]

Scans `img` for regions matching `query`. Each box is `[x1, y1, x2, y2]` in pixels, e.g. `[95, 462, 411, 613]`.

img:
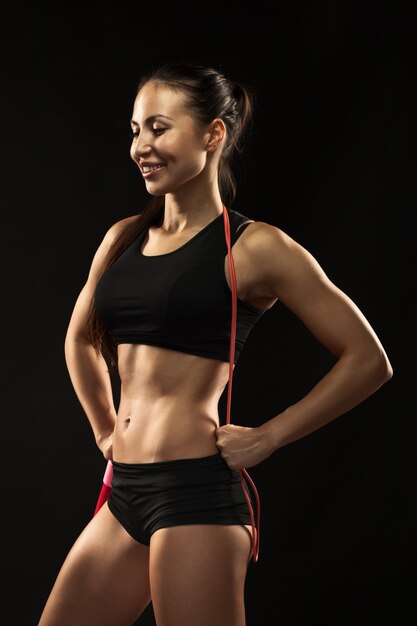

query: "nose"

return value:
[133, 133, 152, 160]
[133, 144, 150, 161]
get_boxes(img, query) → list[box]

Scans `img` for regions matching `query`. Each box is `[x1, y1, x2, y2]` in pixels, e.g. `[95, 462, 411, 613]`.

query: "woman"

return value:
[38, 63, 393, 626]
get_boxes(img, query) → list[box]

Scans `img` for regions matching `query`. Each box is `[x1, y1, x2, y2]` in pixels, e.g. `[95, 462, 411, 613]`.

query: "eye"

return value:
[152, 127, 166, 135]
[129, 127, 166, 140]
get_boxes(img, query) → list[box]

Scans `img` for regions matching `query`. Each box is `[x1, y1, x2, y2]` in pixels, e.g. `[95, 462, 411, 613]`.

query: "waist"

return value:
[111, 452, 231, 476]
[113, 405, 221, 463]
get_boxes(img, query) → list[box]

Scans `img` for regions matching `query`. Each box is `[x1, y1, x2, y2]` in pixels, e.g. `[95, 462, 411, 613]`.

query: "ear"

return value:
[206, 118, 226, 152]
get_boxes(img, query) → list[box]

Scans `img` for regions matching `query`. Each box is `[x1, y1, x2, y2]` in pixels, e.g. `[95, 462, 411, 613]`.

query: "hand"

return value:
[215, 424, 272, 470]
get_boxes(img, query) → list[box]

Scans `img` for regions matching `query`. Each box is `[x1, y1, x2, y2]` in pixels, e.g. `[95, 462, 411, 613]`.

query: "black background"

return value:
[3, 1, 416, 624]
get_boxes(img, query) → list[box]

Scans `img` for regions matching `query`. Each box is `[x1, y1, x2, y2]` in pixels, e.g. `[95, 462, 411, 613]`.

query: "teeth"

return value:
[143, 164, 164, 173]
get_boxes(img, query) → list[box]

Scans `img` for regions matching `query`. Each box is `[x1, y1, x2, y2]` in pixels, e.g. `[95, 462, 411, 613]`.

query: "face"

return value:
[130, 81, 211, 196]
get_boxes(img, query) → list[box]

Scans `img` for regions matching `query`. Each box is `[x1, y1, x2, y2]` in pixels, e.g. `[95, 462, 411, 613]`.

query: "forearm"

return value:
[64, 336, 118, 445]
[260, 350, 393, 454]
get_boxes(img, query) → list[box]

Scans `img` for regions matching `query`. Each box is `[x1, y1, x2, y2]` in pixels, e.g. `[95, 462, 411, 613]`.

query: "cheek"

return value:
[156, 136, 183, 160]
[159, 134, 205, 162]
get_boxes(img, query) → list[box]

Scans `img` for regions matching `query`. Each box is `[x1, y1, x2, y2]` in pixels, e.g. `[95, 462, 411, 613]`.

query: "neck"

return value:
[162, 187, 224, 232]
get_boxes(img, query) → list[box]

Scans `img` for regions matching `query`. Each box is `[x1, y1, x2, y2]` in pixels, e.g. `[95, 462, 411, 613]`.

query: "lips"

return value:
[142, 165, 165, 178]
[142, 163, 164, 171]
[140, 162, 166, 176]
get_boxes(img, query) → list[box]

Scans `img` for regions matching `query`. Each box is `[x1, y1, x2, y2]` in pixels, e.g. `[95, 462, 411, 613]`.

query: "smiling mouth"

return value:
[141, 164, 166, 178]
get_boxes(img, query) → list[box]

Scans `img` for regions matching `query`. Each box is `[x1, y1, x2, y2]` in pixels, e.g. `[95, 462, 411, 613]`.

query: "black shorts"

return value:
[107, 452, 255, 546]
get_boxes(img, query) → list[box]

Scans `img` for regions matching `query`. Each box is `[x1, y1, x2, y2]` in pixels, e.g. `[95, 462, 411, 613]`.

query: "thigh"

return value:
[38, 503, 151, 626]
[149, 523, 253, 626]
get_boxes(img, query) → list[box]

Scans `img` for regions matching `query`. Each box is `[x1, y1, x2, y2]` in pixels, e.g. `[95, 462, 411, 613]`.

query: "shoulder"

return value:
[90, 213, 140, 266]
[239, 219, 302, 260]
[97, 213, 140, 253]
[105, 213, 139, 241]
[240, 218, 326, 288]
[85, 214, 140, 286]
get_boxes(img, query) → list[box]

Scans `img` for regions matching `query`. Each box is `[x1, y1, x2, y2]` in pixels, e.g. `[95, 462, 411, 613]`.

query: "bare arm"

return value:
[251, 224, 394, 455]
[64, 216, 135, 457]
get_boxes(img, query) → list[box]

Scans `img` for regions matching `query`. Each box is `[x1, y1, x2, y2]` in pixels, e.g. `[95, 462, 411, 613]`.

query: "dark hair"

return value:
[86, 62, 254, 371]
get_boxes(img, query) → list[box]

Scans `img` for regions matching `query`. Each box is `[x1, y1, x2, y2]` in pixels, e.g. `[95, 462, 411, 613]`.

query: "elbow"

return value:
[63, 333, 73, 356]
[368, 347, 394, 385]
[383, 357, 394, 381]
[344, 343, 394, 387]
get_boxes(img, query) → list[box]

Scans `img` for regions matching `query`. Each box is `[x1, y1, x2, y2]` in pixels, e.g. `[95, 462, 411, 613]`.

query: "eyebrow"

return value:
[130, 114, 174, 126]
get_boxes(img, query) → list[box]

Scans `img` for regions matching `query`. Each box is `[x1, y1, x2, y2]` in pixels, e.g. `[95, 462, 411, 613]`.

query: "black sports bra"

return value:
[94, 207, 266, 364]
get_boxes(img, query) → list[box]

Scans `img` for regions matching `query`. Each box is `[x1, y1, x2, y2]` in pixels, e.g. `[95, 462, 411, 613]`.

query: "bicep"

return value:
[258, 226, 384, 359]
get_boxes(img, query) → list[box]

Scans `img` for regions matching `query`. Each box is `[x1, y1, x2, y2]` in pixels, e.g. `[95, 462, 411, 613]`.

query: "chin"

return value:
[147, 189, 166, 197]
[145, 182, 171, 196]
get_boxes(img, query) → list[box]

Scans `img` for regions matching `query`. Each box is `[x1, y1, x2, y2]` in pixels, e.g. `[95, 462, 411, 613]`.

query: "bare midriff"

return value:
[112, 343, 232, 463]
[112, 221, 275, 464]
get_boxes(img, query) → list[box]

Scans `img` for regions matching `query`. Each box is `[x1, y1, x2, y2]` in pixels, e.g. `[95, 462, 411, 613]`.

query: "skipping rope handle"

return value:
[94, 459, 113, 516]
[222, 205, 261, 564]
